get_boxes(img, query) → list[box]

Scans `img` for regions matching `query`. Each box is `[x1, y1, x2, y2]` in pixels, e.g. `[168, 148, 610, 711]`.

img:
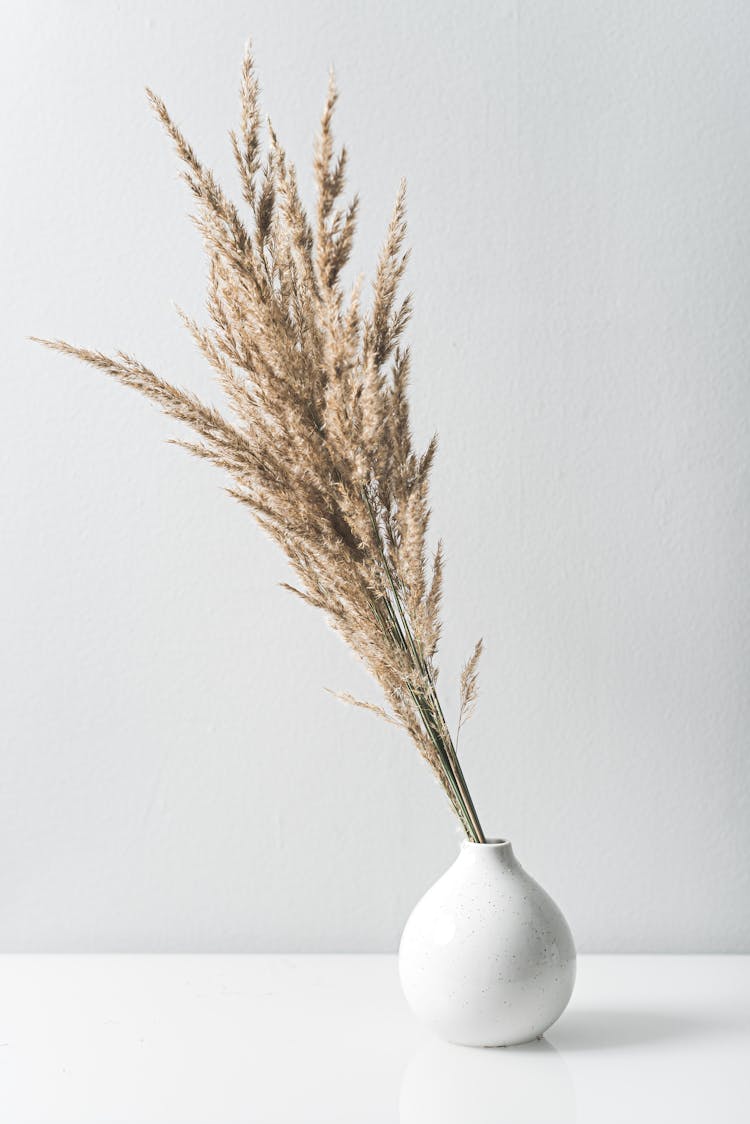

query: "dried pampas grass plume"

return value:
[34, 42, 486, 841]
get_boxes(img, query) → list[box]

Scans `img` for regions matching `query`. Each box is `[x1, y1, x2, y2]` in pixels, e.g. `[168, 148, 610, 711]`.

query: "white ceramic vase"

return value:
[398, 839, 576, 1046]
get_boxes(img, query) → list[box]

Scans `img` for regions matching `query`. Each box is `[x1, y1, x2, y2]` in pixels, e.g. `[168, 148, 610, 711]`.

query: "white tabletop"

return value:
[0, 954, 747, 1122]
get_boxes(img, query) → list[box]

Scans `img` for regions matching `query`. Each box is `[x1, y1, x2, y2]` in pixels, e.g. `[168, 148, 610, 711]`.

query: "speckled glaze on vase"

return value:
[398, 839, 576, 1046]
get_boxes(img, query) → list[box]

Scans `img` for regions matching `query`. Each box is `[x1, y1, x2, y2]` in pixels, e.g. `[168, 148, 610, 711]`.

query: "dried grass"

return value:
[34, 43, 485, 840]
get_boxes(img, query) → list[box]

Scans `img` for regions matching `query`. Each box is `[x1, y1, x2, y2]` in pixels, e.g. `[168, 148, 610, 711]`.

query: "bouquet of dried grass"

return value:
[36, 44, 486, 841]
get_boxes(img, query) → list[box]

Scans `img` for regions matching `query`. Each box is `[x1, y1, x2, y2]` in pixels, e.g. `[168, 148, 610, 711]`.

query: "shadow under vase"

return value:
[546, 1006, 730, 1051]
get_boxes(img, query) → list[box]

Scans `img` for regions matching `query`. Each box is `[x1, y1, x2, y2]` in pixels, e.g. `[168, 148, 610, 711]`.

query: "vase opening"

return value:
[461, 837, 510, 849]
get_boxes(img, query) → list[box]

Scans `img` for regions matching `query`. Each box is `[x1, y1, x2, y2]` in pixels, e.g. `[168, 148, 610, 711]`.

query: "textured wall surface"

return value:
[2, 0, 749, 951]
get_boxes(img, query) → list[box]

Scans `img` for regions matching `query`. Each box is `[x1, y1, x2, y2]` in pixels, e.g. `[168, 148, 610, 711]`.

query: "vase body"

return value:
[398, 840, 575, 1046]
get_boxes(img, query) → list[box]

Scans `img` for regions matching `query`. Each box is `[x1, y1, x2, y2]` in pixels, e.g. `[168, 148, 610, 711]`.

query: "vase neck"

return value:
[459, 838, 517, 869]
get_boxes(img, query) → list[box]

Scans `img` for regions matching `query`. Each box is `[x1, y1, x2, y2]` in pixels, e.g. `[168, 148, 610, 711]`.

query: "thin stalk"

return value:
[406, 682, 476, 838]
[362, 486, 485, 841]
[418, 668, 485, 842]
[365, 593, 475, 837]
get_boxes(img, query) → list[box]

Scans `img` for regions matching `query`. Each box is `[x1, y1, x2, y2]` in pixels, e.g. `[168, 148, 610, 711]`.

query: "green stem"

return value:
[361, 486, 485, 842]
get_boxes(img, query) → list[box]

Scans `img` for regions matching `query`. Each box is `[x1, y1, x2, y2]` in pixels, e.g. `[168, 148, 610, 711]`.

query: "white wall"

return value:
[2, 0, 749, 952]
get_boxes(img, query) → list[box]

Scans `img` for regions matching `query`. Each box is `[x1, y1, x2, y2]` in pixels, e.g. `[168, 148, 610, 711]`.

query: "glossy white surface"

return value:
[399, 840, 576, 1044]
[0, 955, 747, 1121]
